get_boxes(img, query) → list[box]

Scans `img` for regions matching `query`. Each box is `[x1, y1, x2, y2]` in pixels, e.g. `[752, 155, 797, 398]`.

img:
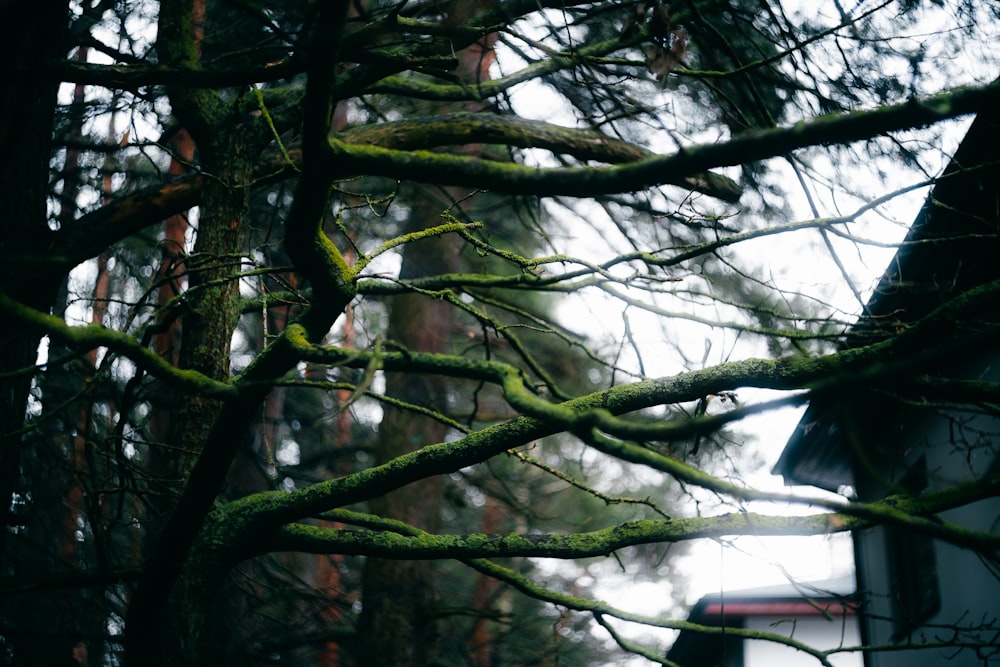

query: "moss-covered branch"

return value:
[208, 278, 1000, 539]
[286, 275, 1000, 433]
[0, 292, 236, 399]
[340, 110, 685, 165]
[321, 80, 1000, 198]
[259, 509, 843, 665]
[254, 468, 1000, 561]
[368, 32, 628, 100]
[267, 510, 855, 559]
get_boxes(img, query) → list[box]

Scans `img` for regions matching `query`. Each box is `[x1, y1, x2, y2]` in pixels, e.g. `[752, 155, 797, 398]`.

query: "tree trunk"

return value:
[0, 0, 67, 549]
[358, 197, 459, 665]
[357, 3, 497, 661]
[124, 128, 254, 666]
[0, 15, 91, 663]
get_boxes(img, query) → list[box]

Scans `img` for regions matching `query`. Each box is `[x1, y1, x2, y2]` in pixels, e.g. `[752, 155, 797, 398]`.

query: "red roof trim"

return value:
[702, 601, 856, 617]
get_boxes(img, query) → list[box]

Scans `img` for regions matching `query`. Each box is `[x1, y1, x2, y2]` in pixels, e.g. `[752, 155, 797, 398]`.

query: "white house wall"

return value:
[855, 355, 1000, 667]
[743, 614, 862, 667]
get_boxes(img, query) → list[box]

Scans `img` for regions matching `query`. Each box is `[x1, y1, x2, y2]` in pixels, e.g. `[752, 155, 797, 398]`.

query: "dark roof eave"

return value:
[775, 109, 1000, 488]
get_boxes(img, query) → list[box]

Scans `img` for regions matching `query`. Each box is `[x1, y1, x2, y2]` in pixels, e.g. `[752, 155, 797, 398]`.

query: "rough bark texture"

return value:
[125, 139, 255, 664]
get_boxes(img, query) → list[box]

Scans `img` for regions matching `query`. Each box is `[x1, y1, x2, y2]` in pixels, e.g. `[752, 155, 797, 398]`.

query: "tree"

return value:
[2, 0, 1000, 665]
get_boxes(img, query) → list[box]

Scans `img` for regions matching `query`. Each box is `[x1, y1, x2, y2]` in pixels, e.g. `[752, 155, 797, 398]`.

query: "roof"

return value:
[679, 574, 857, 618]
[773, 110, 1000, 491]
[666, 575, 858, 665]
[687, 574, 857, 620]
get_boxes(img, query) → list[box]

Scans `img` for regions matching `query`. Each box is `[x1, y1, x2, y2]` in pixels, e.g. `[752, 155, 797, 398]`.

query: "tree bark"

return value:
[358, 2, 497, 660]
[0, 0, 68, 547]
[358, 196, 458, 665]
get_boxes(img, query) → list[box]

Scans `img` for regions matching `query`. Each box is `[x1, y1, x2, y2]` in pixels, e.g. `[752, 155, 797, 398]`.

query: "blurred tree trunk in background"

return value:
[357, 3, 497, 661]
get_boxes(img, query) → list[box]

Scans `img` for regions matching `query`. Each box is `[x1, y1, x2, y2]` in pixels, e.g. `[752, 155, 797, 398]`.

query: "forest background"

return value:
[2, 0, 1000, 665]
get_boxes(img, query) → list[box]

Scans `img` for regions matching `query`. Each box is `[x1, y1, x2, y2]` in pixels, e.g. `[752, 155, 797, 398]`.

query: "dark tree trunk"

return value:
[357, 4, 497, 661]
[0, 12, 87, 663]
[0, 0, 68, 548]
[358, 197, 459, 666]
[124, 128, 256, 666]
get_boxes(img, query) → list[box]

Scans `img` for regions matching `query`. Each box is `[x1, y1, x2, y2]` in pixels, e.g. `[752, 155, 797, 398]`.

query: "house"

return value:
[772, 110, 1000, 666]
[666, 575, 861, 667]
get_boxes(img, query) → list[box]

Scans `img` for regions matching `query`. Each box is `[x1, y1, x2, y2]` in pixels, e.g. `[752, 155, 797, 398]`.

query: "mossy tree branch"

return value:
[321, 81, 1000, 197]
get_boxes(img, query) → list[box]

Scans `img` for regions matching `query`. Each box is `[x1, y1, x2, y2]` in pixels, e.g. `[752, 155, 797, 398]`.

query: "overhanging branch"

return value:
[324, 80, 1000, 197]
[339, 112, 743, 201]
[265, 511, 853, 559]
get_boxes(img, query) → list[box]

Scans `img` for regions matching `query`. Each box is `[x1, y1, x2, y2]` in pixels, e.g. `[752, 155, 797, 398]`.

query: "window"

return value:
[886, 457, 941, 639]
